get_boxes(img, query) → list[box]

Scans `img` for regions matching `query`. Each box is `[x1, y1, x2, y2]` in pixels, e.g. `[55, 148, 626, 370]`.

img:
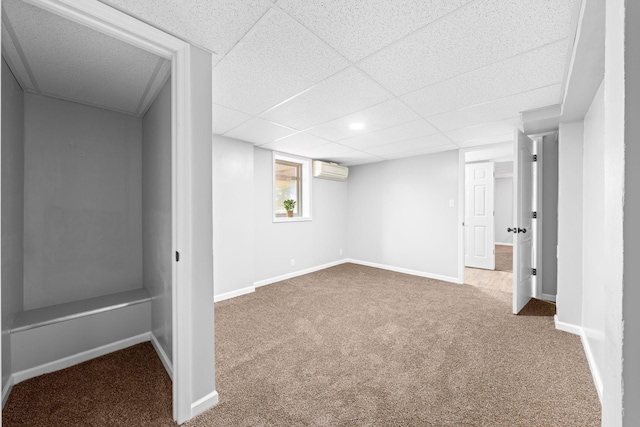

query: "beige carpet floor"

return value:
[495, 244, 513, 272]
[3, 263, 599, 426]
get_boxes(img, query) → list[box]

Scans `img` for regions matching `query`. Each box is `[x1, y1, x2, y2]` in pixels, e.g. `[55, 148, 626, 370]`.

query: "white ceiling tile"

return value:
[358, 0, 578, 95]
[365, 134, 451, 157]
[341, 157, 385, 167]
[212, 104, 253, 135]
[300, 143, 354, 160]
[305, 99, 421, 142]
[260, 67, 391, 129]
[224, 118, 297, 145]
[328, 151, 383, 166]
[276, 0, 472, 62]
[428, 84, 562, 132]
[99, 0, 271, 55]
[401, 40, 570, 118]
[381, 143, 458, 160]
[3, 0, 166, 116]
[260, 132, 330, 154]
[456, 134, 514, 148]
[341, 119, 438, 150]
[445, 118, 521, 143]
[213, 9, 349, 115]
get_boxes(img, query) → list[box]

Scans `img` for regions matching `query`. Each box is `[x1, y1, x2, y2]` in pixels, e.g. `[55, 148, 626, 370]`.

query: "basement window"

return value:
[273, 152, 312, 222]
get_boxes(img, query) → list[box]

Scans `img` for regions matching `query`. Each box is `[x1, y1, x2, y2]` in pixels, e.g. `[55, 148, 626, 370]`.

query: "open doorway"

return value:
[462, 142, 514, 293]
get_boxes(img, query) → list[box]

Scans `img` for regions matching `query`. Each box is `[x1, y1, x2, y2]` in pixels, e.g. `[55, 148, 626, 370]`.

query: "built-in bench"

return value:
[9, 288, 153, 384]
[11, 288, 151, 333]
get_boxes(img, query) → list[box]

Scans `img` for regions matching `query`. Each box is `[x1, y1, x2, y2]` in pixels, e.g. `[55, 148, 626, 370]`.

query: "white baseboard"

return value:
[541, 293, 557, 302]
[12, 332, 150, 384]
[553, 315, 581, 335]
[2, 376, 14, 409]
[346, 259, 462, 284]
[495, 242, 513, 247]
[150, 332, 173, 380]
[191, 389, 219, 418]
[214, 285, 255, 302]
[254, 259, 348, 288]
[580, 330, 603, 402]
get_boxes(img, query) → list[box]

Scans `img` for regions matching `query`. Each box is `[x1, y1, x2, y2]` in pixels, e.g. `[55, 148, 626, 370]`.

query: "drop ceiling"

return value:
[1, 0, 170, 117]
[5, 0, 581, 165]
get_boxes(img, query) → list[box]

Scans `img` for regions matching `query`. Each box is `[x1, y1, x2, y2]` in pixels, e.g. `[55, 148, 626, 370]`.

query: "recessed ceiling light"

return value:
[349, 122, 365, 130]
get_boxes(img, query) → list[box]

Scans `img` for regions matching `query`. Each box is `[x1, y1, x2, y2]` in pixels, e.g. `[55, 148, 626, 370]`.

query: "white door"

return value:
[465, 162, 495, 270]
[513, 130, 535, 314]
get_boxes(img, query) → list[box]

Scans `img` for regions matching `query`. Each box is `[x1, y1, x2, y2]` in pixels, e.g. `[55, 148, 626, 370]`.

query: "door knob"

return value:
[507, 227, 516, 233]
[518, 228, 527, 234]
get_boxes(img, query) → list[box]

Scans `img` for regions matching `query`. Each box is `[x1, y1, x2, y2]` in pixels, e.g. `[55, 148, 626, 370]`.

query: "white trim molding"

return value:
[150, 333, 173, 380]
[254, 259, 348, 288]
[2, 376, 14, 409]
[12, 333, 150, 384]
[191, 390, 219, 419]
[541, 293, 557, 302]
[580, 330, 603, 402]
[347, 259, 463, 284]
[214, 285, 255, 302]
[553, 315, 582, 335]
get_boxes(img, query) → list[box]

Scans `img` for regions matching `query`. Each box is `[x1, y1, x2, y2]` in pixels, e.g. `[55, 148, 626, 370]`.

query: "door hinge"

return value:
[532, 268, 537, 276]
[533, 154, 538, 162]
[532, 211, 537, 219]
[176, 251, 180, 262]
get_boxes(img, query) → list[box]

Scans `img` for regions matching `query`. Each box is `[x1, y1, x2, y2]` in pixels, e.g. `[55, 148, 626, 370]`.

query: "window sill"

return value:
[273, 216, 312, 223]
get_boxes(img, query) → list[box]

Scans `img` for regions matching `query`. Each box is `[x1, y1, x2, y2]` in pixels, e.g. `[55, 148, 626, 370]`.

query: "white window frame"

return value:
[272, 152, 312, 222]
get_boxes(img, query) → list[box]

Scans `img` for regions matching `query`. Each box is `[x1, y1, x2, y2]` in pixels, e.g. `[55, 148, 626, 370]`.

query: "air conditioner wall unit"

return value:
[312, 160, 348, 181]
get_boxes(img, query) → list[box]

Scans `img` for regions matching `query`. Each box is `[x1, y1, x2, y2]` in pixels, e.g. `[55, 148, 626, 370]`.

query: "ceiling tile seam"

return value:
[422, 82, 562, 122]
[213, 6, 274, 66]
[350, 66, 458, 148]
[558, 0, 586, 108]
[264, 2, 361, 67]
[2, 7, 40, 92]
[352, 0, 484, 63]
[332, 127, 443, 152]
[443, 116, 521, 134]
[392, 36, 571, 100]
[222, 118, 299, 143]
[30, 89, 143, 118]
[1, 46, 27, 90]
[379, 143, 454, 159]
[255, 67, 352, 117]
[135, 57, 166, 116]
[289, 98, 420, 139]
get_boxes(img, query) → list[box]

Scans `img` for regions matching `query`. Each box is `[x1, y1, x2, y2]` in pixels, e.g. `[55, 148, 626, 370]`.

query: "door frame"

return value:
[457, 142, 514, 286]
[18, 0, 196, 421]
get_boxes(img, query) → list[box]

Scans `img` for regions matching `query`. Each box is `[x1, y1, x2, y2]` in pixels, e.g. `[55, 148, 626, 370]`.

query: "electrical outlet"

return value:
[339, 249, 343, 256]
[290, 259, 296, 267]
[449, 199, 455, 207]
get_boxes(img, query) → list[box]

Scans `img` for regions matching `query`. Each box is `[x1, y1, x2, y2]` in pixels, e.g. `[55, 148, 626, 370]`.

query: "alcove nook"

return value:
[2, 0, 174, 404]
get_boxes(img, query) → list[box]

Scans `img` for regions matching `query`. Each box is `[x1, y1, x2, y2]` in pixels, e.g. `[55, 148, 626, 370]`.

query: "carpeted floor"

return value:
[495, 244, 513, 272]
[3, 263, 599, 426]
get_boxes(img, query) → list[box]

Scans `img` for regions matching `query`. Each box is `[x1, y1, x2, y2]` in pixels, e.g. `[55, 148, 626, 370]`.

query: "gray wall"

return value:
[212, 135, 254, 297]
[347, 150, 459, 280]
[142, 79, 172, 363]
[494, 177, 513, 245]
[541, 133, 559, 297]
[253, 147, 348, 283]
[22, 94, 143, 309]
[556, 121, 584, 327]
[1, 59, 25, 391]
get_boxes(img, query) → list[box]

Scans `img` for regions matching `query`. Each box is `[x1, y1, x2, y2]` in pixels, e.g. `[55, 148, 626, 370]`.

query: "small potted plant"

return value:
[283, 199, 296, 217]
